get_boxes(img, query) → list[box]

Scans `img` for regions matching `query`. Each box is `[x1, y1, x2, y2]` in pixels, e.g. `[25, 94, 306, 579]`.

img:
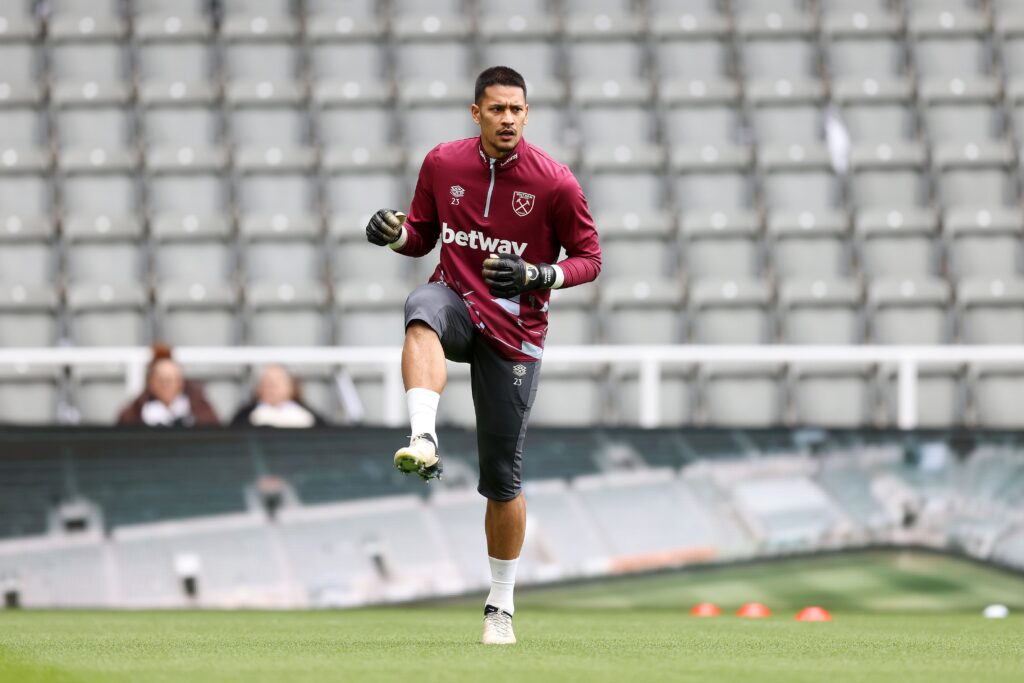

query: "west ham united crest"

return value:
[512, 191, 535, 217]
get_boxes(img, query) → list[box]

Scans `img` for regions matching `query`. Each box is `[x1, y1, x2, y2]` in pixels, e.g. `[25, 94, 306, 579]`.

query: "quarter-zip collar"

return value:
[477, 136, 526, 173]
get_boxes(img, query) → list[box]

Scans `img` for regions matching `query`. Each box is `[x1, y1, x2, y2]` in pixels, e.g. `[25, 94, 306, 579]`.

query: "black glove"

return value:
[366, 209, 405, 246]
[482, 253, 557, 298]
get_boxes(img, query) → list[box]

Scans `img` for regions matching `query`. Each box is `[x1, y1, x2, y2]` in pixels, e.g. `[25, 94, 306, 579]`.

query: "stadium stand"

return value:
[0, 0, 1022, 428]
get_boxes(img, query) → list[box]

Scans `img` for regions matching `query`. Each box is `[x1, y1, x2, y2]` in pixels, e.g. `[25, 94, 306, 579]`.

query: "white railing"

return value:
[3, 345, 1024, 429]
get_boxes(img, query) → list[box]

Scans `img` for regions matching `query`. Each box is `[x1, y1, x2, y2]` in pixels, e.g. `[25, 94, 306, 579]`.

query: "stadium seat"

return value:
[148, 175, 234, 284]
[545, 285, 598, 346]
[867, 277, 951, 344]
[136, 42, 216, 105]
[790, 363, 875, 428]
[955, 278, 1024, 345]
[60, 173, 141, 248]
[672, 145, 755, 211]
[665, 99, 743, 146]
[933, 143, 1017, 209]
[69, 364, 128, 424]
[529, 363, 607, 428]
[334, 280, 406, 347]
[223, 42, 304, 105]
[0, 365, 61, 425]
[595, 211, 676, 279]
[690, 278, 774, 344]
[880, 363, 963, 429]
[0, 42, 41, 104]
[0, 174, 52, 258]
[759, 144, 841, 212]
[181, 364, 247, 425]
[49, 42, 129, 106]
[0, 284, 59, 347]
[241, 216, 323, 286]
[64, 216, 144, 285]
[245, 282, 329, 346]
[679, 210, 762, 278]
[778, 278, 863, 344]
[308, 40, 388, 107]
[600, 277, 685, 344]
[155, 282, 240, 347]
[768, 210, 851, 277]
[142, 107, 225, 171]
[566, 39, 646, 82]
[66, 283, 149, 346]
[328, 215, 407, 284]
[909, 9, 990, 80]
[944, 207, 1023, 279]
[738, 15, 818, 81]
[971, 364, 1024, 428]
[325, 170, 405, 221]
[230, 106, 315, 172]
[826, 33, 906, 81]
[0, 0, 39, 40]
[0, 107, 49, 169]
[856, 208, 940, 277]
[584, 171, 666, 213]
[840, 101, 917, 143]
[700, 363, 784, 427]
[610, 363, 694, 427]
[848, 142, 929, 210]
[0, 215, 56, 285]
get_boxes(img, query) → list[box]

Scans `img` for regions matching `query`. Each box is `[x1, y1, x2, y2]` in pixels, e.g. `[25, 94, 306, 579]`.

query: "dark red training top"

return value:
[396, 136, 602, 362]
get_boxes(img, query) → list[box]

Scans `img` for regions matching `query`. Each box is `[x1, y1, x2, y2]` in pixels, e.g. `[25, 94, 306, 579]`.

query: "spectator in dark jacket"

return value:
[117, 351, 220, 427]
[231, 364, 327, 428]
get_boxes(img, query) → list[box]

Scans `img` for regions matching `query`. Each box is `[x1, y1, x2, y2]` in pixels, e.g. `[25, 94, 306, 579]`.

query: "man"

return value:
[365, 66, 601, 645]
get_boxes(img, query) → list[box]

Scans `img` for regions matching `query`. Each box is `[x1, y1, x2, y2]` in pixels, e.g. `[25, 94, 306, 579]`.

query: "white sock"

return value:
[405, 388, 439, 445]
[485, 556, 519, 614]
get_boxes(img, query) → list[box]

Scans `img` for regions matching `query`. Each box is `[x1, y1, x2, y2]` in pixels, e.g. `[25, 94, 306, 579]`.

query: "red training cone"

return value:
[795, 606, 832, 622]
[690, 602, 721, 617]
[737, 602, 772, 618]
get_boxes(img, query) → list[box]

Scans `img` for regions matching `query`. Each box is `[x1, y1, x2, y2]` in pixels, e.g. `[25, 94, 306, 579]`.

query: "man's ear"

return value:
[470, 102, 481, 125]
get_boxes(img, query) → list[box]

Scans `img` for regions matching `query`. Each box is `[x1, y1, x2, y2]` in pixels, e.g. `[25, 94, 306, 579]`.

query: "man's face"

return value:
[472, 84, 528, 159]
[257, 365, 294, 406]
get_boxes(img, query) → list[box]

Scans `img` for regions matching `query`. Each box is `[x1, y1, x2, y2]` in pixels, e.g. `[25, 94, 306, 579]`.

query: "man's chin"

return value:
[493, 138, 519, 154]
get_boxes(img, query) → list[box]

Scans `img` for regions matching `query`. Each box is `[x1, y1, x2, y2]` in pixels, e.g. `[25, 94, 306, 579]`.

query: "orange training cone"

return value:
[737, 602, 772, 618]
[795, 606, 832, 622]
[690, 602, 721, 617]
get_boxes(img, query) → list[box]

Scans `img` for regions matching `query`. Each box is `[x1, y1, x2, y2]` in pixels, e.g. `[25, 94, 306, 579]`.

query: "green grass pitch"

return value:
[1, 551, 1022, 683]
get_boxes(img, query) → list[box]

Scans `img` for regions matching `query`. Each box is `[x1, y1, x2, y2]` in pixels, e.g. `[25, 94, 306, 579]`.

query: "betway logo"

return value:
[442, 222, 526, 256]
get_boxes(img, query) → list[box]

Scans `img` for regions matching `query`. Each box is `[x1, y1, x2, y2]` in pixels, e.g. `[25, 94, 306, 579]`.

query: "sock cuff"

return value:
[406, 387, 440, 403]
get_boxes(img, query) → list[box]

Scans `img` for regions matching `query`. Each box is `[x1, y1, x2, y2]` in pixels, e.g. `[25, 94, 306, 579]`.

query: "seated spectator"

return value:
[117, 346, 220, 426]
[231, 364, 327, 428]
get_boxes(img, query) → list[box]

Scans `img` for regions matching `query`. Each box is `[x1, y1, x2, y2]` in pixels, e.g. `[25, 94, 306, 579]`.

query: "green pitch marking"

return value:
[0, 551, 1022, 683]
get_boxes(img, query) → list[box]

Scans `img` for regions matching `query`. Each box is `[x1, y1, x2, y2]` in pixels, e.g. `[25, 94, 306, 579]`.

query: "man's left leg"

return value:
[471, 341, 540, 645]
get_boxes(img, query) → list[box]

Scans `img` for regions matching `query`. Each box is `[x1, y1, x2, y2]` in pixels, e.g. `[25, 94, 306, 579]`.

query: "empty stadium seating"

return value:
[0, 0, 1021, 427]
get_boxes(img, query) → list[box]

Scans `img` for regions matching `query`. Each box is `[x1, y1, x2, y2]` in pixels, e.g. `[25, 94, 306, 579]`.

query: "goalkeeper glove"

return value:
[365, 209, 406, 246]
[482, 253, 557, 298]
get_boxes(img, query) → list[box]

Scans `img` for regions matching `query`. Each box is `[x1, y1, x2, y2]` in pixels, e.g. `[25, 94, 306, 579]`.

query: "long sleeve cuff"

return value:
[388, 226, 408, 251]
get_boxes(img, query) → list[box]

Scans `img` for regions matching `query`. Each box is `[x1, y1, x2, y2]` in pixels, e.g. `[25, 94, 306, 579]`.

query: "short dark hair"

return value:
[474, 66, 527, 103]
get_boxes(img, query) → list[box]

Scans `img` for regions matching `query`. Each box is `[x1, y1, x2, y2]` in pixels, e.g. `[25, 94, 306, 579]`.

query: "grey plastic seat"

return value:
[0, 285, 58, 347]
[49, 43, 129, 105]
[841, 102, 916, 143]
[934, 143, 1017, 209]
[395, 43, 473, 82]
[567, 40, 646, 80]
[849, 143, 929, 209]
[229, 106, 314, 172]
[66, 283, 149, 346]
[223, 43, 303, 104]
[655, 38, 731, 81]
[740, 38, 817, 80]
[64, 218, 144, 285]
[856, 208, 940, 277]
[972, 364, 1024, 428]
[56, 107, 131, 152]
[134, 0, 207, 15]
[245, 282, 329, 346]
[0, 366, 60, 425]
[328, 215, 407, 283]
[924, 102, 1001, 143]
[61, 174, 140, 249]
[579, 106, 656, 144]
[481, 41, 559, 84]
[0, 175, 52, 255]
[596, 212, 675, 279]
[137, 42, 215, 99]
[242, 218, 323, 285]
[912, 36, 989, 80]
[880, 363, 963, 429]
[868, 277, 951, 344]
[155, 282, 240, 347]
[600, 277, 685, 344]
[545, 285, 598, 345]
[334, 280, 406, 346]
[316, 106, 394, 149]
[778, 278, 863, 344]
[0, 218, 55, 286]
[325, 171, 404, 218]
[611, 363, 694, 427]
[521, 106, 567, 151]
[828, 38, 906, 79]
[672, 146, 755, 210]
[751, 103, 823, 145]
[151, 211, 234, 286]
[529, 363, 607, 427]
[768, 211, 850, 277]
[679, 210, 762, 278]
[142, 106, 225, 171]
[945, 208, 1022, 279]
[759, 145, 841, 211]
[700, 363, 784, 427]
[791, 363, 874, 428]
[666, 104, 742, 145]
[70, 364, 129, 424]
[308, 43, 388, 105]
[690, 278, 773, 344]
[585, 173, 665, 212]
[236, 174, 319, 264]
[956, 278, 1024, 345]
[0, 43, 42, 102]
[222, 0, 291, 17]
[401, 104, 479, 147]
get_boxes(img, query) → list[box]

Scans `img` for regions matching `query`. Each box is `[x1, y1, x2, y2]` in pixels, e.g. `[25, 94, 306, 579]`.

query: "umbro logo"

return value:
[450, 185, 465, 205]
[512, 364, 527, 377]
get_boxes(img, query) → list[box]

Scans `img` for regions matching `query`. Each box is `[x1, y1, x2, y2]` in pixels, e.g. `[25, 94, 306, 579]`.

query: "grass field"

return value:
[1, 551, 1022, 683]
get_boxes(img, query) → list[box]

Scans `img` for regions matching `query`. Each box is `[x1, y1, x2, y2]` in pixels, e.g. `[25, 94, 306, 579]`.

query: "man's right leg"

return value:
[394, 284, 474, 479]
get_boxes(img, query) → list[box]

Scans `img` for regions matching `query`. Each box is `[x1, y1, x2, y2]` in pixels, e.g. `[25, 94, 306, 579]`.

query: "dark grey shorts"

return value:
[404, 282, 540, 501]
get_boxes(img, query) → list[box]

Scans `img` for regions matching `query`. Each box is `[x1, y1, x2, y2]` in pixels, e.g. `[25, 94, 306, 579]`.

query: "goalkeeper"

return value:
[365, 66, 601, 645]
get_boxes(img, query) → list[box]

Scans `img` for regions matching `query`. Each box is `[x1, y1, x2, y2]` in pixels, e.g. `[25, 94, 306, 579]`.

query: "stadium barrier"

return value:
[4, 345, 1024, 428]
